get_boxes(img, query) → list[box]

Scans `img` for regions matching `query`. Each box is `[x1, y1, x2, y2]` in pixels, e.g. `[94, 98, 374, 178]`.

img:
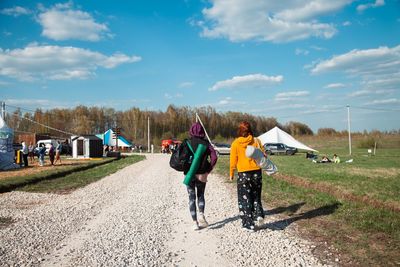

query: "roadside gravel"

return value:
[0, 154, 330, 266]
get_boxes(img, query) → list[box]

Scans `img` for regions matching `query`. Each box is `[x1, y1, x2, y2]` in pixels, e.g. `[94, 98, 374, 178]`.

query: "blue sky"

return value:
[0, 0, 399, 132]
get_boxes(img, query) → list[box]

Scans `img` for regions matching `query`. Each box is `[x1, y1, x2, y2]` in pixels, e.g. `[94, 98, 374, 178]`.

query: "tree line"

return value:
[6, 104, 398, 146]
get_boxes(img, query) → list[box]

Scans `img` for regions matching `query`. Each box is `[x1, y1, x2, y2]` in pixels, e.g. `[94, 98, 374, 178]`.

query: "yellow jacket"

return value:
[229, 135, 263, 177]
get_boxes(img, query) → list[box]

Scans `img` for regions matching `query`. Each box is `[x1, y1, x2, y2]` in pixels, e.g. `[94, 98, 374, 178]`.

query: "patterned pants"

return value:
[186, 178, 206, 221]
[237, 169, 264, 228]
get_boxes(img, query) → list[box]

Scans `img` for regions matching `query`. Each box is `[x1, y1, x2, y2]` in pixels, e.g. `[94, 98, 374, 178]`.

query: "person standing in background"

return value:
[49, 143, 55, 166]
[28, 142, 35, 163]
[21, 141, 29, 167]
[55, 141, 62, 164]
[38, 143, 46, 167]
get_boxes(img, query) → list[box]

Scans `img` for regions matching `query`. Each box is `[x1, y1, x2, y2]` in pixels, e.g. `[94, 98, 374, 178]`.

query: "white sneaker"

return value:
[255, 217, 264, 225]
[192, 221, 200, 231]
[198, 213, 209, 228]
[242, 225, 255, 232]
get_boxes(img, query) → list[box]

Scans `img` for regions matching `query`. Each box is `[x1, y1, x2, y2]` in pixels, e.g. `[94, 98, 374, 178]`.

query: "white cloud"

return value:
[38, 3, 109, 41]
[164, 93, 183, 99]
[324, 83, 346, 89]
[295, 48, 309, 56]
[348, 90, 372, 97]
[311, 44, 400, 91]
[0, 44, 141, 81]
[199, 0, 353, 43]
[0, 80, 11, 87]
[357, 0, 385, 12]
[102, 53, 141, 68]
[218, 97, 233, 105]
[348, 89, 395, 97]
[5, 98, 52, 106]
[209, 73, 283, 91]
[342, 21, 351, 26]
[275, 90, 310, 101]
[0, 6, 31, 17]
[179, 82, 194, 88]
[310, 46, 323, 51]
[365, 98, 400, 105]
[213, 97, 246, 107]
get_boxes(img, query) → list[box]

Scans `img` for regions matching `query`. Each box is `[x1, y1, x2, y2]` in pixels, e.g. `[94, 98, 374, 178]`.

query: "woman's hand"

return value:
[229, 176, 234, 181]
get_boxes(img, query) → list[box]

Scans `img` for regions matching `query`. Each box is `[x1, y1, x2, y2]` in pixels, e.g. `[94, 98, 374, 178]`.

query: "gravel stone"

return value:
[0, 154, 332, 266]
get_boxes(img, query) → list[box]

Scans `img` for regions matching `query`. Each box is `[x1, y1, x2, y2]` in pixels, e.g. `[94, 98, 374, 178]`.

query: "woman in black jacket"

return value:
[185, 122, 217, 230]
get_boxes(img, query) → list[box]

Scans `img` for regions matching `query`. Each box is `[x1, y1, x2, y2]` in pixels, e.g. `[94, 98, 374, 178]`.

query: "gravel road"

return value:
[0, 154, 329, 266]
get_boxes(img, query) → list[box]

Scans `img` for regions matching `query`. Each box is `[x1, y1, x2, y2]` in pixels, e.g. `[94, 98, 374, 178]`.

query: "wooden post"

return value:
[347, 105, 352, 155]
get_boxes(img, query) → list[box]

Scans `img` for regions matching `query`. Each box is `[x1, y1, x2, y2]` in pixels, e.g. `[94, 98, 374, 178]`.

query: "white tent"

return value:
[0, 115, 20, 170]
[258, 126, 317, 152]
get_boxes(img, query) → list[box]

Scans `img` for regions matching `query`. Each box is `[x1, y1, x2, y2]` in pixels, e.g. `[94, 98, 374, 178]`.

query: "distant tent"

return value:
[258, 126, 318, 152]
[102, 129, 132, 147]
[0, 115, 20, 170]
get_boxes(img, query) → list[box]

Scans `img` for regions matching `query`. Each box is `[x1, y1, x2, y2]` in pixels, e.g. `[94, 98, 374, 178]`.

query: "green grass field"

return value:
[0, 158, 114, 193]
[19, 155, 145, 193]
[214, 140, 400, 266]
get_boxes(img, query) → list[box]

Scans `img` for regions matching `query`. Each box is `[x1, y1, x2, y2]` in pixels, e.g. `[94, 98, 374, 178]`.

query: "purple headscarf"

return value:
[189, 122, 205, 138]
[189, 122, 218, 170]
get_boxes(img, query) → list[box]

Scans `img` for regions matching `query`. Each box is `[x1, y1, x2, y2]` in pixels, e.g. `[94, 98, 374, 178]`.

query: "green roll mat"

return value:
[183, 143, 206, 185]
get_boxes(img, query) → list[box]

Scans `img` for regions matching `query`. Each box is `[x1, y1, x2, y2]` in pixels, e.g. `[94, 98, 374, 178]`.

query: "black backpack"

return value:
[169, 139, 194, 172]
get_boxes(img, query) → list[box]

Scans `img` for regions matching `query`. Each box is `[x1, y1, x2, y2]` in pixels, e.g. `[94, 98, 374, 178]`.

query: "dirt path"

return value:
[0, 154, 328, 266]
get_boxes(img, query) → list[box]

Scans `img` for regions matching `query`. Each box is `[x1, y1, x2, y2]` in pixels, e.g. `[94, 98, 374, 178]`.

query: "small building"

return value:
[71, 135, 103, 159]
[96, 129, 133, 151]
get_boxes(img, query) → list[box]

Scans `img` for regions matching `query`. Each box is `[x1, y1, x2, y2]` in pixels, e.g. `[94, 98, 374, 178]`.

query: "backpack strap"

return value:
[185, 140, 195, 154]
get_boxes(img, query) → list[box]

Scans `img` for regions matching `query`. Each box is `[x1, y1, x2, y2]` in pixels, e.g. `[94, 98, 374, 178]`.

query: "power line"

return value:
[4, 104, 38, 114]
[14, 113, 77, 136]
[351, 106, 400, 112]
[277, 104, 399, 120]
[14, 130, 36, 134]
[277, 106, 345, 119]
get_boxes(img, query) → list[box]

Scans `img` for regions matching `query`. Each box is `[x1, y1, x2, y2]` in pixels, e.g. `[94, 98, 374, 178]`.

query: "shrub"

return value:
[357, 137, 378, 148]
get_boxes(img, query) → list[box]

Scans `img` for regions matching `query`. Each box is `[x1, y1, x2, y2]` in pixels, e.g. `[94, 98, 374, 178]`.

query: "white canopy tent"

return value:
[258, 126, 318, 152]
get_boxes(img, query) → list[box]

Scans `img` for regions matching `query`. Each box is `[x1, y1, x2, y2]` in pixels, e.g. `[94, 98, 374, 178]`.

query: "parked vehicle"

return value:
[161, 139, 181, 154]
[36, 139, 58, 155]
[61, 143, 72, 155]
[212, 142, 231, 156]
[264, 143, 297, 155]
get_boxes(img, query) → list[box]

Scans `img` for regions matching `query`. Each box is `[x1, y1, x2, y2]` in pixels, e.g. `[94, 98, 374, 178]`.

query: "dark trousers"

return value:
[49, 154, 55, 165]
[237, 169, 264, 228]
[22, 154, 29, 167]
[186, 178, 206, 221]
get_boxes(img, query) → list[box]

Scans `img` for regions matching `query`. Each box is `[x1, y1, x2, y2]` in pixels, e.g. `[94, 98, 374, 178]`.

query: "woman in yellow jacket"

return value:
[230, 121, 265, 232]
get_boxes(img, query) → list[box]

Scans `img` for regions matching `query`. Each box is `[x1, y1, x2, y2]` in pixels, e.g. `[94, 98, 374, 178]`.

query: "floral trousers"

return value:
[237, 169, 264, 228]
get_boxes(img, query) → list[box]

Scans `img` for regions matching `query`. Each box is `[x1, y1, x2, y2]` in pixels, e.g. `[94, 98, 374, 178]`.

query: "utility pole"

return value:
[347, 105, 352, 155]
[147, 116, 150, 153]
[115, 127, 119, 150]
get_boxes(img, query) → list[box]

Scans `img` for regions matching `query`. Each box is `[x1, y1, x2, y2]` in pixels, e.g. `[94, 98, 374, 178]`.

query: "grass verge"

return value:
[0, 158, 115, 193]
[19, 155, 145, 193]
[215, 155, 400, 266]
